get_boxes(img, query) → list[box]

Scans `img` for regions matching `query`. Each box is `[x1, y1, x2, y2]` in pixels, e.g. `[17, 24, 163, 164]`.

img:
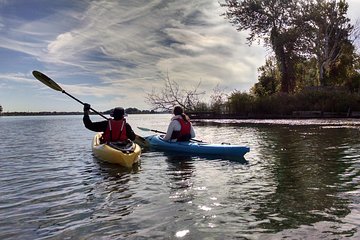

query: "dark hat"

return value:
[173, 106, 184, 115]
[111, 107, 125, 119]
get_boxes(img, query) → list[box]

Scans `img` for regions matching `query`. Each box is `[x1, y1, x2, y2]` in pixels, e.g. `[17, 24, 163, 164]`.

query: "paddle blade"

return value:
[137, 127, 151, 131]
[134, 135, 150, 148]
[32, 70, 63, 92]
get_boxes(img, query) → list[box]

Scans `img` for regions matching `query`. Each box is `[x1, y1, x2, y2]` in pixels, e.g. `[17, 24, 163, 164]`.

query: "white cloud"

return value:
[0, 72, 34, 84]
[47, 32, 74, 54]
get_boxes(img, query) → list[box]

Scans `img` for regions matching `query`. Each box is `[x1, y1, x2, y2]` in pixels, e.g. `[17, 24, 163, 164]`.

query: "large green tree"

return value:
[222, 0, 302, 93]
[302, 0, 354, 86]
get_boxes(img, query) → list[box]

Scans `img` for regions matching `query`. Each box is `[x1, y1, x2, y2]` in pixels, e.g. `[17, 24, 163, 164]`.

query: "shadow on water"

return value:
[93, 157, 141, 176]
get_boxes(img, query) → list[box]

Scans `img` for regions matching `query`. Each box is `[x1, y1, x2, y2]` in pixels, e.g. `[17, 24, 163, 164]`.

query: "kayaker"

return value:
[83, 104, 136, 143]
[163, 106, 195, 142]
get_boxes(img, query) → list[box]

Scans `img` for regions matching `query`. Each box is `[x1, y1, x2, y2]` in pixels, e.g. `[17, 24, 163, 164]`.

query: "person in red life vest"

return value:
[163, 106, 195, 142]
[83, 103, 136, 143]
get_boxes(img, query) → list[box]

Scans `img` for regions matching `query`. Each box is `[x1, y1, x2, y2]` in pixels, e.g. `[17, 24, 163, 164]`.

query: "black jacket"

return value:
[83, 115, 136, 141]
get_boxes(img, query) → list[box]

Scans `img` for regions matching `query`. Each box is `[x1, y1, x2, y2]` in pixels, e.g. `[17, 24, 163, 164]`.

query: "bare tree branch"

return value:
[146, 73, 205, 112]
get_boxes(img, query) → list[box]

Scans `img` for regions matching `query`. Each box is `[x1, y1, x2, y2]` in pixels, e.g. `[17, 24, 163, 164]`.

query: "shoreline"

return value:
[2, 111, 360, 120]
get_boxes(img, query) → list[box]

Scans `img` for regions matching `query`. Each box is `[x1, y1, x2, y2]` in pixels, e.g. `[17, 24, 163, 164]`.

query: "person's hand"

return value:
[83, 103, 91, 112]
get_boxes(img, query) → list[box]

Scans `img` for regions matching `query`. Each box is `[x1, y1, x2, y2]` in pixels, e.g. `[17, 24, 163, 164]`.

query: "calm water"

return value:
[0, 114, 359, 239]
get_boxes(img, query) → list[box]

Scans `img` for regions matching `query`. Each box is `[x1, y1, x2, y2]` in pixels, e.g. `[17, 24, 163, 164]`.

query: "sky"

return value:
[0, 0, 359, 112]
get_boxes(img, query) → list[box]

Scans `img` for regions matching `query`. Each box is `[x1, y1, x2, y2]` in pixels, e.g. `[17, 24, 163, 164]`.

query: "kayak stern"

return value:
[92, 133, 141, 168]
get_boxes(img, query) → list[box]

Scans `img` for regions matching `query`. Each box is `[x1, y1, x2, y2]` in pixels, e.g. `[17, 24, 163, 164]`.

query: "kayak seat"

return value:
[108, 141, 136, 153]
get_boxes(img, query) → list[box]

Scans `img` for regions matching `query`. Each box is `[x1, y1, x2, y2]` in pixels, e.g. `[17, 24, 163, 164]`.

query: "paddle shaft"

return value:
[62, 90, 108, 120]
[147, 128, 166, 134]
[138, 127, 203, 142]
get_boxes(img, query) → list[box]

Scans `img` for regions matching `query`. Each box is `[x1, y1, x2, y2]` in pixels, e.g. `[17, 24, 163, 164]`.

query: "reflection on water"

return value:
[164, 153, 195, 204]
[0, 115, 359, 239]
[251, 127, 355, 234]
[191, 119, 360, 238]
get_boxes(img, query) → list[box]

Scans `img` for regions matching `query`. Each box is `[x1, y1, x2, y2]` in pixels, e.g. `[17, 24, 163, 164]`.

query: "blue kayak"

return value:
[138, 135, 250, 158]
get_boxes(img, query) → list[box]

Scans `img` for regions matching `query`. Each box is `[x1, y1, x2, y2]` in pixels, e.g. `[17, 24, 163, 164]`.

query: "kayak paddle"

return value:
[137, 127, 203, 142]
[138, 127, 166, 134]
[32, 70, 108, 120]
[32, 70, 147, 143]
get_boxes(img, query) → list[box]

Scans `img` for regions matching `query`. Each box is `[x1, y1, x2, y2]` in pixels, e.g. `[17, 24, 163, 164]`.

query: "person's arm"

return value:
[83, 104, 108, 132]
[190, 124, 196, 138]
[125, 123, 136, 141]
[83, 115, 108, 132]
[163, 120, 177, 140]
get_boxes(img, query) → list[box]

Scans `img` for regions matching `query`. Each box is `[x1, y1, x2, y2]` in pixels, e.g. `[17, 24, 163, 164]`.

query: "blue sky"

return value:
[0, 0, 359, 112]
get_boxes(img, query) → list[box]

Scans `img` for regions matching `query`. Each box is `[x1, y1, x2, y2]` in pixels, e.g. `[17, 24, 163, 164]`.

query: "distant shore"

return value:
[0, 111, 166, 117]
[2, 110, 360, 119]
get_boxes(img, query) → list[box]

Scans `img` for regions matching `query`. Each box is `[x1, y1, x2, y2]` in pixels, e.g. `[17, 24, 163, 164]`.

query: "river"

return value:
[0, 114, 359, 239]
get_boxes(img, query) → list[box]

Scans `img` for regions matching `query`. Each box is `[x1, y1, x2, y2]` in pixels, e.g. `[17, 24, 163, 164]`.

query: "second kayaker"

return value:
[83, 104, 136, 143]
[163, 106, 196, 142]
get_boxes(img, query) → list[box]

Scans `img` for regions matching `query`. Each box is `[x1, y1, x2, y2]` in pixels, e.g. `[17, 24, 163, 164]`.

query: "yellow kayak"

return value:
[91, 133, 141, 168]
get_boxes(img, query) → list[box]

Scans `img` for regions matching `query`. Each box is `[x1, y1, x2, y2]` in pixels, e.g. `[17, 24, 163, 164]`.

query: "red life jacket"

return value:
[174, 118, 191, 141]
[102, 119, 127, 142]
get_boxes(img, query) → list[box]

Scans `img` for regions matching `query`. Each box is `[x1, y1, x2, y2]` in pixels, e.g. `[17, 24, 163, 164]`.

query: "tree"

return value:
[209, 84, 228, 113]
[302, 0, 353, 86]
[251, 56, 280, 96]
[0, 105, 2, 114]
[222, 0, 301, 93]
[227, 91, 255, 114]
[146, 73, 205, 112]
